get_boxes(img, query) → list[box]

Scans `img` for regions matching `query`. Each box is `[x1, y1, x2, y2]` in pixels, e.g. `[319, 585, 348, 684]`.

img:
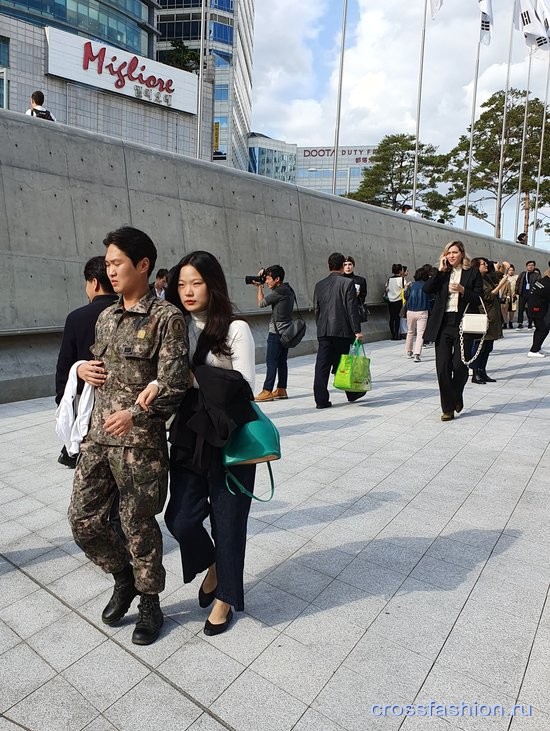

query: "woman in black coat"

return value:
[423, 241, 483, 421]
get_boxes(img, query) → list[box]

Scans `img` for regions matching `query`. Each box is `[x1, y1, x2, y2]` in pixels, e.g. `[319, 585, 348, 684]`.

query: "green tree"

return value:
[444, 89, 550, 238]
[347, 133, 452, 221]
[161, 41, 200, 73]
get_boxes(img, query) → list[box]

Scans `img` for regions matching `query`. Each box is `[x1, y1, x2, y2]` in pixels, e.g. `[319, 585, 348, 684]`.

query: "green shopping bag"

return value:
[333, 339, 372, 392]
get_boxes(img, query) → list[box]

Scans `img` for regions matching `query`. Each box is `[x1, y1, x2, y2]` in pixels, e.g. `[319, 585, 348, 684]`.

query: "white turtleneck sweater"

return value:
[188, 311, 256, 391]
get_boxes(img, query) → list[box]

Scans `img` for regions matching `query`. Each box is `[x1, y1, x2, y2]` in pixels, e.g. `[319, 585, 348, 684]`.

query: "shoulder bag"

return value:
[274, 289, 306, 349]
[459, 298, 489, 366]
[222, 402, 280, 502]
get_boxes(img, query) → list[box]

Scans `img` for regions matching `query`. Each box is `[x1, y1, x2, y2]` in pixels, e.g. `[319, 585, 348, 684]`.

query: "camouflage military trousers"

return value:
[68, 440, 168, 594]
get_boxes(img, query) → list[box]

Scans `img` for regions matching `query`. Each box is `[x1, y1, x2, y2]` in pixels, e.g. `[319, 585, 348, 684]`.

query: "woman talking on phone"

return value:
[423, 241, 483, 421]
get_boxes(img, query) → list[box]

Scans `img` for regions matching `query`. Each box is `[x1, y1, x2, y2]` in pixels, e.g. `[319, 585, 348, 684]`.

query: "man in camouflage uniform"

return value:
[69, 226, 188, 645]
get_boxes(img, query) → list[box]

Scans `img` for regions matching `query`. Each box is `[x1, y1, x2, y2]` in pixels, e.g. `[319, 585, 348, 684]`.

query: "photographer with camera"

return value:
[250, 265, 294, 402]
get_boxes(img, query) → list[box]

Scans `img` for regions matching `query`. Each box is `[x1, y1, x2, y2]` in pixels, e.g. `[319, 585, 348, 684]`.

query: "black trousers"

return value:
[434, 314, 471, 413]
[165, 451, 255, 611]
[529, 310, 550, 352]
[387, 301, 402, 339]
[517, 294, 533, 326]
[470, 339, 494, 371]
[263, 332, 288, 391]
[314, 336, 364, 406]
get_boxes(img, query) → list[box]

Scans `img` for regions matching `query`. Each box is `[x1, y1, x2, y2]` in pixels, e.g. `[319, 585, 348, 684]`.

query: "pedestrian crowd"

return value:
[54, 227, 550, 647]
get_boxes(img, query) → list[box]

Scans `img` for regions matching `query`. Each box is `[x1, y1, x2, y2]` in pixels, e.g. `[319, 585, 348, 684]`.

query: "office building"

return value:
[0, 7, 211, 156]
[248, 133, 296, 183]
[157, 0, 254, 170]
[296, 145, 376, 195]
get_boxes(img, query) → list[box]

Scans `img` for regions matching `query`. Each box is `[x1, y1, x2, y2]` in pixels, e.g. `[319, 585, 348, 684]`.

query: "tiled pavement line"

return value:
[0, 552, 239, 731]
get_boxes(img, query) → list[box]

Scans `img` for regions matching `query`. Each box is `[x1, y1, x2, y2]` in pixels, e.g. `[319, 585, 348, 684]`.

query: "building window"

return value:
[211, 0, 233, 10]
[209, 20, 233, 44]
[214, 115, 228, 127]
[214, 84, 229, 101]
[212, 49, 232, 67]
[0, 36, 9, 68]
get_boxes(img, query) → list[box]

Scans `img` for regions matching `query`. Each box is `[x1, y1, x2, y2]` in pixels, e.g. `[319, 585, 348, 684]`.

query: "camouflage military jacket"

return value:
[88, 290, 188, 448]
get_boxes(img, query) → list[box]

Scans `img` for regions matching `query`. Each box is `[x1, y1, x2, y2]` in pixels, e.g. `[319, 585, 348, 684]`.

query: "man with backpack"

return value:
[25, 90, 56, 121]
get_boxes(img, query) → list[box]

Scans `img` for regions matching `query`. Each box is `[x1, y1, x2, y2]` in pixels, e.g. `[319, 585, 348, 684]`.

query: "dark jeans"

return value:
[517, 294, 533, 326]
[529, 310, 550, 352]
[314, 336, 365, 406]
[263, 332, 288, 391]
[387, 300, 402, 339]
[434, 314, 471, 413]
[165, 452, 255, 611]
[470, 339, 494, 371]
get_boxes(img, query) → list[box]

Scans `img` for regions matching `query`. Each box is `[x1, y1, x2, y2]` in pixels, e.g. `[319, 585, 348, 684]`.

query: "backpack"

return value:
[31, 108, 54, 121]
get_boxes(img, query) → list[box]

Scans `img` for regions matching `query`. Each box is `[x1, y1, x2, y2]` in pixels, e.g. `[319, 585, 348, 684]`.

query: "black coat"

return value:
[343, 272, 367, 304]
[423, 268, 483, 343]
[169, 364, 256, 473]
[314, 272, 361, 338]
[55, 294, 118, 404]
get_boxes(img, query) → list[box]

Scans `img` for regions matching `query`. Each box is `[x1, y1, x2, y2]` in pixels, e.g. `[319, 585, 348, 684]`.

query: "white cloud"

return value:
[251, 0, 550, 153]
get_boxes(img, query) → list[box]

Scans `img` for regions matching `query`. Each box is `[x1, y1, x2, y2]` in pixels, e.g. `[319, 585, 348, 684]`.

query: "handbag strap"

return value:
[225, 463, 274, 502]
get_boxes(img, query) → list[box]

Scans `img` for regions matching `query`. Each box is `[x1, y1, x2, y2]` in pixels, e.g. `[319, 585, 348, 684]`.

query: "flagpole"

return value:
[532, 42, 550, 247]
[196, 0, 207, 159]
[495, 5, 516, 239]
[412, 0, 429, 210]
[514, 53, 533, 242]
[332, 0, 348, 195]
[463, 37, 482, 230]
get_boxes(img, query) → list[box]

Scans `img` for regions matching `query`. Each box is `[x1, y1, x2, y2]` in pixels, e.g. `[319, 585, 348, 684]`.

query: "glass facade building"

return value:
[157, 0, 254, 171]
[295, 145, 376, 196]
[0, 0, 158, 56]
[248, 133, 296, 183]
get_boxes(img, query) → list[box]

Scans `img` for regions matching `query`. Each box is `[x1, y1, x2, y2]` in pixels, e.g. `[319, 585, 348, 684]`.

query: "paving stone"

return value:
[0, 643, 56, 712]
[62, 641, 149, 711]
[243, 580, 308, 629]
[251, 633, 340, 704]
[210, 668, 307, 731]
[312, 579, 388, 629]
[26, 613, 107, 671]
[5, 675, 99, 731]
[158, 636, 245, 706]
[104, 673, 202, 730]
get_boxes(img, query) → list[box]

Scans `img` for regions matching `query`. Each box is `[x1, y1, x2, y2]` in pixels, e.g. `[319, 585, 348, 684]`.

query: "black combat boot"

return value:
[471, 369, 486, 384]
[132, 594, 164, 645]
[101, 565, 138, 625]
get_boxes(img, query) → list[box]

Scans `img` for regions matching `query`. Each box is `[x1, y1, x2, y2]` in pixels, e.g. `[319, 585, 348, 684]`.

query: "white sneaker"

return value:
[413, 354, 421, 362]
[406, 351, 413, 358]
[527, 350, 546, 358]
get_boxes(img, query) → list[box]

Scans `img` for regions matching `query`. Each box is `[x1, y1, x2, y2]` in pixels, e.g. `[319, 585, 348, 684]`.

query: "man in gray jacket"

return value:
[313, 253, 364, 408]
[254, 265, 295, 401]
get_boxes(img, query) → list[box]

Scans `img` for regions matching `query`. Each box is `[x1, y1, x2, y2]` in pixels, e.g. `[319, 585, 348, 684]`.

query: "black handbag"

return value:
[274, 289, 307, 349]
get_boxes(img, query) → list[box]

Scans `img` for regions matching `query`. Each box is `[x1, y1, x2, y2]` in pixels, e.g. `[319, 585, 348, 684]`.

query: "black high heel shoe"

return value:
[198, 579, 217, 608]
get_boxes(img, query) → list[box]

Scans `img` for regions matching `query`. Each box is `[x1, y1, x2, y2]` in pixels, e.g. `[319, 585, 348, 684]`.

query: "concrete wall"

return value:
[1, 108, 548, 402]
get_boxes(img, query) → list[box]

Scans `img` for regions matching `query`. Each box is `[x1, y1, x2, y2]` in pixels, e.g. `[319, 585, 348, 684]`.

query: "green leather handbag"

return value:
[222, 402, 280, 502]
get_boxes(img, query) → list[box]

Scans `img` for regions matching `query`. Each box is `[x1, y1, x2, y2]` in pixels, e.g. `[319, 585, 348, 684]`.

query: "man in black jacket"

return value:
[254, 265, 295, 402]
[55, 256, 117, 466]
[313, 252, 363, 408]
[343, 255, 368, 322]
[515, 260, 540, 328]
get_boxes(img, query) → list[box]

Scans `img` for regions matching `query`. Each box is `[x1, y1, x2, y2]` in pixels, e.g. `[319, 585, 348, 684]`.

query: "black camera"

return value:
[245, 274, 266, 285]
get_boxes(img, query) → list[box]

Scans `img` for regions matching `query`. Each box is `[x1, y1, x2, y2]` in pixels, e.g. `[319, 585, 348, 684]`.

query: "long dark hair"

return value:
[165, 251, 234, 366]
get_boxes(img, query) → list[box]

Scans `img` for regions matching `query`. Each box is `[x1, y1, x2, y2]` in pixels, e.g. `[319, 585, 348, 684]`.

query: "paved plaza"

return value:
[0, 329, 549, 731]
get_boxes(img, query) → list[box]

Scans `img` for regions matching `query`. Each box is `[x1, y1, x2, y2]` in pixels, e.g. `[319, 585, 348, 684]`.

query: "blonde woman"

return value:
[423, 241, 483, 421]
[502, 265, 518, 328]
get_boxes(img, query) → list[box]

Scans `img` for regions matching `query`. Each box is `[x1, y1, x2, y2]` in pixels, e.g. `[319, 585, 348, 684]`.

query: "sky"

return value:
[250, 0, 550, 249]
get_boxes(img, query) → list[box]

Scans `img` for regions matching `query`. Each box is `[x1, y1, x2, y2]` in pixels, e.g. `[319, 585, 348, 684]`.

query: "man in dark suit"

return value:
[515, 260, 540, 328]
[55, 256, 117, 466]
[313, 252, 364, 408]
